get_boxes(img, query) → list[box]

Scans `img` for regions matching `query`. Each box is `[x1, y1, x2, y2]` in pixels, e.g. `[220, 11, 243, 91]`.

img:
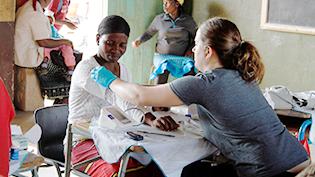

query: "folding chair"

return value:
[34, 104, 90, 177]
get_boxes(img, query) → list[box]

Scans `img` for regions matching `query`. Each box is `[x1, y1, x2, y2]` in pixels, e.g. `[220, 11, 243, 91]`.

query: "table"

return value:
[65, 113, 217, 177]
[275, 109, 311, 134]
[275, 109, 311, 119]
[10, 151, 44, 177]
[64, 122, 142, 177]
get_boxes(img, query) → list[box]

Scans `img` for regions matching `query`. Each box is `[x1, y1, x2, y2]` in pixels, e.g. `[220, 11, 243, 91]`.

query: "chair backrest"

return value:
[34, 104, 69, 163]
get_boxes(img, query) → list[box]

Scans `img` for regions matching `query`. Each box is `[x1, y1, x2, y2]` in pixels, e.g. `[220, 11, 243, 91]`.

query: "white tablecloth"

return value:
[91, 112, 217, 177]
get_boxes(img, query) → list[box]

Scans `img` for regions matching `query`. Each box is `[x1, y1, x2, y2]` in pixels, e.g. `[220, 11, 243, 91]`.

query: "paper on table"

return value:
[9, 150, 28, 175]
[24, 124, 42, 144]
[11, 124, 23, 136]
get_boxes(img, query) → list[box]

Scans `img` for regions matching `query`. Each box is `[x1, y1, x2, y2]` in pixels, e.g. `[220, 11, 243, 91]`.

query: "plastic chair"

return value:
[34, 104, 89, 177]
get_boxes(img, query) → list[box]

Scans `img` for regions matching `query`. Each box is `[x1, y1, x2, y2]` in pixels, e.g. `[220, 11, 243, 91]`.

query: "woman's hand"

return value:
[144, 113, 179, 131]
[153, 116, 179, 131]
[132, 40, 141, 48]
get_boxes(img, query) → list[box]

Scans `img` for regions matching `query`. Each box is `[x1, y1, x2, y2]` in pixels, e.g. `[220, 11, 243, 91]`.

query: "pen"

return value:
[137, 130, 175, 137]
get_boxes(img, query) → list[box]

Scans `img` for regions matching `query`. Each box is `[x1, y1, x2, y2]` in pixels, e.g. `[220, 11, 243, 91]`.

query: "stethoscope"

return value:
[298, 119, 312, 144]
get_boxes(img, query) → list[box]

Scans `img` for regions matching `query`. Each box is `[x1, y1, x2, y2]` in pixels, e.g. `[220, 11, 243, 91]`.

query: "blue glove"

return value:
[90, 66, 117, 88]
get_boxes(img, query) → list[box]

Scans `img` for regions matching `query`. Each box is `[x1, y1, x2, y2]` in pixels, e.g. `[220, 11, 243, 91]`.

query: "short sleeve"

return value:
[119, 63, 131, 82]
[73, 60, 107, 99]
[29, 12, 51, 41]
[170, 75, 207, 106]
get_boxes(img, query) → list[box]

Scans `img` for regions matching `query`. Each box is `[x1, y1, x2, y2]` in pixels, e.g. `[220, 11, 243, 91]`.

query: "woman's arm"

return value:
[110, 79, 183, 107]
[133, 16, 159, 46]
[91, 66, 180, 130]
[91, 66, 184, 107]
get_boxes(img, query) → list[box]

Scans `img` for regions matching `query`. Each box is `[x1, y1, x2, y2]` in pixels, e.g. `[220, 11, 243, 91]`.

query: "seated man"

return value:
[68, 15, 179, 177]
[14, 0, 75, 80]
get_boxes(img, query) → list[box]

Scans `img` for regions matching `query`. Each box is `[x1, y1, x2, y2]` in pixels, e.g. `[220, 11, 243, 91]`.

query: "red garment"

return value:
[16, 0, 29, 9]
[71, 140, 164, 177]
[32, 0, 37, 11]
[0, 78, 15, 177]
[47, 0, 70, 30]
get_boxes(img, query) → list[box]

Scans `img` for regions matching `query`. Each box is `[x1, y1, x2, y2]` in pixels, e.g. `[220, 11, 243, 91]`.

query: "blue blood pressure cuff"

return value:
[150, 53, 196, 80]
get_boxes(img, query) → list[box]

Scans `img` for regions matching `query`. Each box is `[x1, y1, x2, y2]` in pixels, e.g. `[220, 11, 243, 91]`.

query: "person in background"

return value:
[42, 11, 76, 81]
[47, 0, 77, 31]
[15, 0, 75, 81]
[68, 15, 177, 177]
[132, 0, 197, 85]
[91, 17, 310, 177]
[0, 78, 15, 177]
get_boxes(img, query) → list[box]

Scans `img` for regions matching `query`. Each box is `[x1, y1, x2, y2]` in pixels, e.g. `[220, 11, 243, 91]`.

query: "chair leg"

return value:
[31, 168, 39, 177]
[65, 124, 73, 177]
[118, 150, 132, 177]
[53, 162, 63, 177]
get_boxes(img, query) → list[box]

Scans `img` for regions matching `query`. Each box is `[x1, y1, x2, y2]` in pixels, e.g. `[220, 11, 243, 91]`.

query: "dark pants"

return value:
[181, 160, 296, 177]
[181, 161, 238, 177]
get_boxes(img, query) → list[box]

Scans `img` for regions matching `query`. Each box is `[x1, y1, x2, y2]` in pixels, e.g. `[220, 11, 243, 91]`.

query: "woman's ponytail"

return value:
[200, 17, 265, 83]
[233, 41, 264, 83]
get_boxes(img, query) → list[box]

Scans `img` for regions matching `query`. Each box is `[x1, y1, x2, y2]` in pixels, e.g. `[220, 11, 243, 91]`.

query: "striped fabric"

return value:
[71, 140, 164, 177]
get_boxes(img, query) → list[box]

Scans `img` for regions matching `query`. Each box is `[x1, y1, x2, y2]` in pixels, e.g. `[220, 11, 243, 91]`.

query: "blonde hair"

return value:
[199, 17, 265, 83]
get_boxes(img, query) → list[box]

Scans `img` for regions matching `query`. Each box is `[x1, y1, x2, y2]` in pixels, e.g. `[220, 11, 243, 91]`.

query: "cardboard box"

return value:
[14, 66, 44, 111]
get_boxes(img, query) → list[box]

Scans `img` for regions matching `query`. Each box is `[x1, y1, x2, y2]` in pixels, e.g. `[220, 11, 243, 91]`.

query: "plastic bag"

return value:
[264, 85, 295, 109]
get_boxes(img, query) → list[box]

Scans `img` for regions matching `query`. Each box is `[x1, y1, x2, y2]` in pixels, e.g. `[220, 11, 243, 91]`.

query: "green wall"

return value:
[192, 0, 315, 91]
[107, 0, 163, 84]
[108, 0, 315, 91]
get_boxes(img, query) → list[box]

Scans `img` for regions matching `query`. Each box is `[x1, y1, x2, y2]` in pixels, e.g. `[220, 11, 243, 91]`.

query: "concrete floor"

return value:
[11, 109, 78, 177]
[12, 110, 34, 134]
